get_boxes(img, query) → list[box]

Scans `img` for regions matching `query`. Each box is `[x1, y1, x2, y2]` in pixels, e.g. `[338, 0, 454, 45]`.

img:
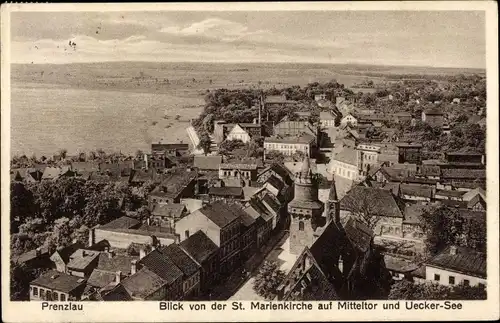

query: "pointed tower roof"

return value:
[329, 175, 338, 201]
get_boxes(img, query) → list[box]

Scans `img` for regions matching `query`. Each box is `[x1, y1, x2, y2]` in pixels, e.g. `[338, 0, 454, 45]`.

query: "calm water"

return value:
[10, 85, 203, 157]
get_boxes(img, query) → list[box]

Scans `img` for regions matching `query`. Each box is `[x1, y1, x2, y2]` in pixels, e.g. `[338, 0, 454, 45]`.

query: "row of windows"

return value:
[183, 273, 200, 291]
[31, 286, 66, 301]
[265, 143, 309, 150]
[434, 274, 471, 286]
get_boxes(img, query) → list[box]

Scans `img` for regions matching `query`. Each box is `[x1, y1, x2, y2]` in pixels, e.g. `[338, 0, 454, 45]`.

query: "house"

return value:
[399, 184, 434, 203]
[421, 109, 445, 127]
[174, 201, 242, 276]
[395, 142, 423, 164]
[134, 249, 184, 300]
[128, 169, 160, 186]
[264, 94, 298, 108]
[161, 244, 201, 299]
[319, 111, 338, 128]
[71, 162, 99, 174]
[314, 93, 327, 101]
[208, 186, 244, 203]
[273, 120, 317, 139]
[42, 166, 74, 180]
[10, 168, 43, 182]
[12, 246, 52, 269]
[66, 249, 101, 278]
[193, 155, 222, 171]
[416, 165, 441, 180]
[277, 216, 390, 300]
[357, 143, 381, 175]
[243, 198, 274, 248]
[425, 246, 486, 287]
[133, 154, 176, 171]
[238, 207, 258, 262]
[444, 152, 484, 165]
[439, 169, 486, 189]
[149, 169, 198, 206]
[393, 112, 412, 123]
[256, 162, 294, 186]
[89, 216, 177, 249]
[151, 203, 187, 229]
[340, 113, 358, 127]
[218, 162, 259, 187]
[462, 187, 486, 204]
[50, 242, 85, 273]
[179, 230, 219, 294]
[226, 124, 252, 143]
[264, 133, 315, 158]
[331, 147, 359, 181]
[151, 143, 189, 156]
[30, 270, 87, 301]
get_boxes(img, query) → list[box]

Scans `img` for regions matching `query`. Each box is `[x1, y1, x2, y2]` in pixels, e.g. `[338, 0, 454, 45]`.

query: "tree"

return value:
[340, 189, 383, 229]
[265, 151, 285, 164]
[218, 139, 245, 156]
[389, 280, 486, 300]
[253, 261, 286, 300]
[197, 132, 212, 155]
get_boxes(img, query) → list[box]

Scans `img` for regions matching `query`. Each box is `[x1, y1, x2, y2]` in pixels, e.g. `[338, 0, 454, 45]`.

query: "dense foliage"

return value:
[420, 205, 486, 255]
[253, 261, 286, 300]
[10, 178, 152, 256]
[389, 279, 486, 300]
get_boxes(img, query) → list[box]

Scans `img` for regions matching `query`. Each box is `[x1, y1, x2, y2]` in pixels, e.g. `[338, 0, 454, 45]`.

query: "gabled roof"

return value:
[87, 269, 118, 288]
[161, 244, 200, 278]
[199, 201, 240, 228]
[13, 246, 50, 264]
[418, 165, 441, 177]
[441, 169, 486, 180]
[284, 263, 339, 301]
[340, 186, 404, 218]
[208, 186, 244, 197]
[467, 194, 486, 209]
[427, 246, 486, 278]
[99, 216, 141, 230]
[262, 193, 281, 214]
[179, 231, 219, 265]
[71, 161, 99, 172]
[67, 249, 100, 271]
[120, 267, 167, 299]
[193, 155, 222, 170]
[30, 270, 86, 293]
[245, 198, 274, 222]
[342, 216, 373, 253]
[42, 167, 62, 180]
[400, 184, 433, 198]
[265, 175, 284, 192]
[152, 203, 186, 219]
[462, 187, 486, 202]
[52, 242, 85, 264]
[138, 250, 183, 285]
[334, 147, 357, 166]
[435, 189, 466, 198]
[97, 253, 138, 276]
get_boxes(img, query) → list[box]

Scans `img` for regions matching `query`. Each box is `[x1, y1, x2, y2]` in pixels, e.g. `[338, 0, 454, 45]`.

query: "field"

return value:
[10, 62, 484, 157]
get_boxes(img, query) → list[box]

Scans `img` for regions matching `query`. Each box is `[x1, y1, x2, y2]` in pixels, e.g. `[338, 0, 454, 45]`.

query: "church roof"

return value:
[328, 176, 338, 201]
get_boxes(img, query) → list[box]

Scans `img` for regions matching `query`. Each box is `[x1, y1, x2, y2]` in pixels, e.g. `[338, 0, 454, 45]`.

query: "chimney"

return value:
[88, 228, 95, 246]
[131, 260, 137, 275]
[146, 218, 151, 226]
[338, 256, 344, 274]
[82, 250, 87, 257]
[115, 271, 122, 284]
[35, 247, 41, 256]
[450, 246, 457, 255]
[144, 154, 148, 171]
[139, 248, 146, 260]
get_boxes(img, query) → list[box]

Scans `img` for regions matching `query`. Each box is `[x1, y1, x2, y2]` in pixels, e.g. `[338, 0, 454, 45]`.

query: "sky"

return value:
[10, 11, 486, 68]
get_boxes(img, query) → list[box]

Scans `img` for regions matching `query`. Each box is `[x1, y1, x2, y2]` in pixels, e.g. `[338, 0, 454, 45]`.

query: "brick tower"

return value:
[288, 156, 324, 255]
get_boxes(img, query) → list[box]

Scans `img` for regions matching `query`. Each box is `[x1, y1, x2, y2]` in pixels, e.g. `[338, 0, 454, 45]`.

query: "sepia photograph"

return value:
[1, 2, 498, 322]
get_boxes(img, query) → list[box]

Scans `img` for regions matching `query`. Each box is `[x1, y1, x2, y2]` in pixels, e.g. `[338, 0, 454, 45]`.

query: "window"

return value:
[40, 289, 45, 299]
[434, 274, 440, 282]
[46, 291, 52, 301]
[463, 279, 470, 286]
[185, 230, 190, 239]
[449, 276, 455, 285]
[33, 287, 38, 296]
[299, 221, 305, 231]
[53, 292, 59, 301]
[60, 294, 66, 301]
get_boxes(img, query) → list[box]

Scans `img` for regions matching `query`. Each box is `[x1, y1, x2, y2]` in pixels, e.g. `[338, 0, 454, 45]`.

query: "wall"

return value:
[289, 214, 315, 255]
[425, 266, 486, 287]
[94, 229, 175, 249]
[175, 211, 221, 246]
[30, 285, 72, 301]
[264, 142, 311, 157]
[332, 160, 358, 180]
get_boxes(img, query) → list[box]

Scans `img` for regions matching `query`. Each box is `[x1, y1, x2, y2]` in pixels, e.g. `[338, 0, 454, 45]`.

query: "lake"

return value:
[10, 84, 204, 157]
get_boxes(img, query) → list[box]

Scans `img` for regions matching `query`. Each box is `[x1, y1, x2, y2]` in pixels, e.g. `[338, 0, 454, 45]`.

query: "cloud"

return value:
[160, 18, 267, 41]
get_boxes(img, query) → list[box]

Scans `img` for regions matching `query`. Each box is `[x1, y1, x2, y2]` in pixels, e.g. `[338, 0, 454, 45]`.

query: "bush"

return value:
[253, 261, 286, 300]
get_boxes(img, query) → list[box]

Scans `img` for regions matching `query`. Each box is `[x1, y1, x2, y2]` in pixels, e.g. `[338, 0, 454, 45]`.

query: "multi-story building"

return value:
[218, 162, 258, 187]
[30, 270, 87, 301]
[174, 201, 243, 276]
[264, 134, 315, 158]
